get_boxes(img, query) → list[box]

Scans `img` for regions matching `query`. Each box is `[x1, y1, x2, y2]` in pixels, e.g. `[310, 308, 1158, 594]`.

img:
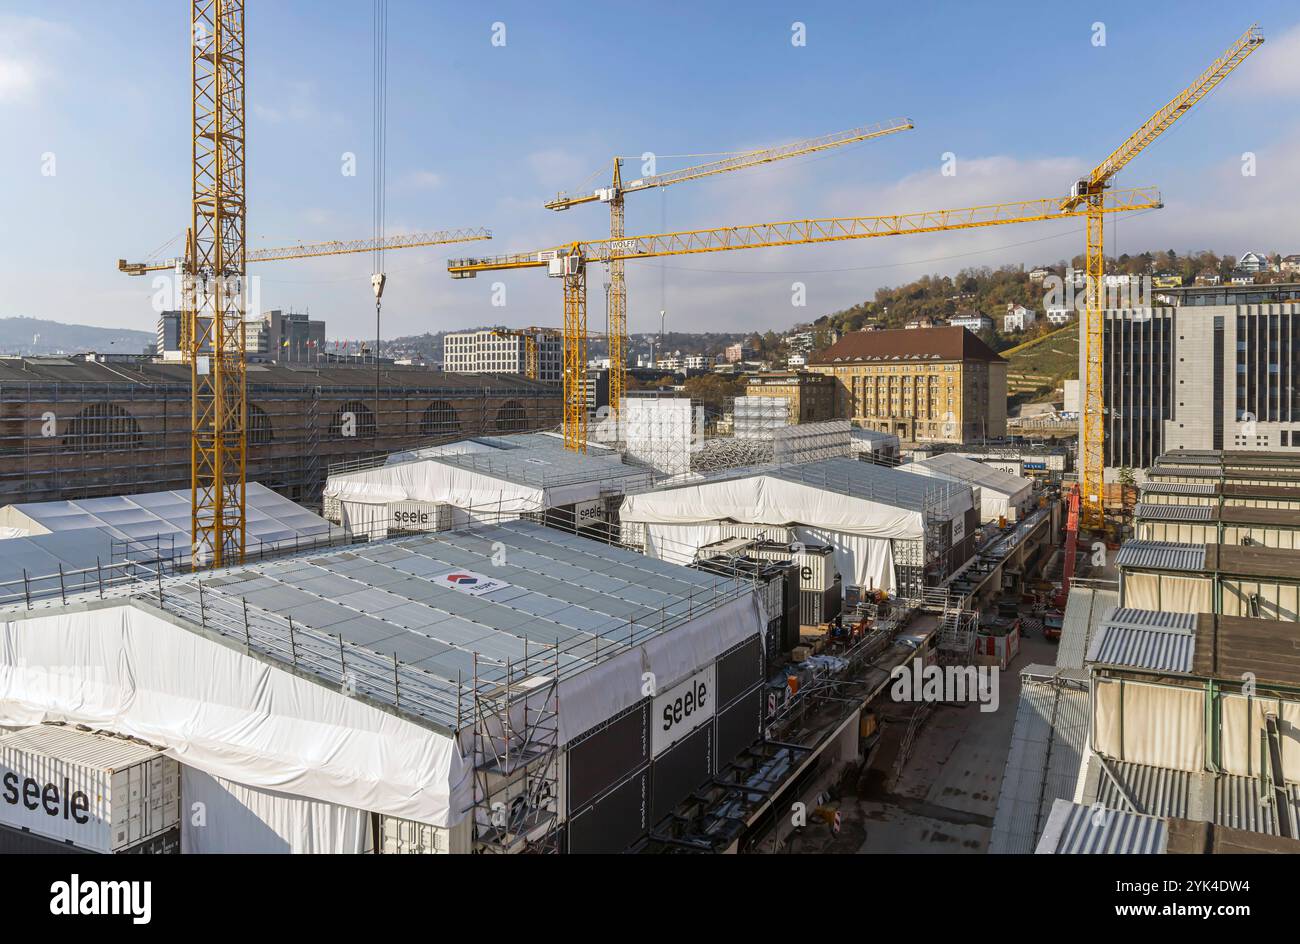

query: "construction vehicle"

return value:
[448, 189, 1161, 452]
[1067, 24, 1264, 530]
[544, 119, 913, 423]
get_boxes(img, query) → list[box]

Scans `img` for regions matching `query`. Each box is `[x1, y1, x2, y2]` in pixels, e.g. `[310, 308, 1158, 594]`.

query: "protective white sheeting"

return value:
[181, 767, 371, 854]
[793, 525, 895, 592]
[0, 482, 330, 552]
[326, 455, 641, 517]
[556, 592, 764, 744]
[645, 522, 725, 566]
[0, 602, 469, 827]
[326, 458, 545, 512]
[624, 474, 930, 593]
[621, 475, 925, 541]
[901, 453, 1033, 522]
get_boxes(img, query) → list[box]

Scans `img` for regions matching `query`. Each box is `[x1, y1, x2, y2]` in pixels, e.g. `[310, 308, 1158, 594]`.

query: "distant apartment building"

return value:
[950, 312, 994, 334]
[786, 352, 807, 367]
[905, 315, 942, 329]
[1003, 304, 1037, 332]
[807, 326, 1007, 444]
[744, 371, 837, 425]
[1084, 284, 1300, 473]
[724, 341, 756, 363]
[1045, 306, 1074, 327]
[443, 329, 562, 382]
[1028, 267, 1051, 283]
[683, 354, 715, 371]
[1151, 273, 1183, 289]
[1281, 255, 1300, 275]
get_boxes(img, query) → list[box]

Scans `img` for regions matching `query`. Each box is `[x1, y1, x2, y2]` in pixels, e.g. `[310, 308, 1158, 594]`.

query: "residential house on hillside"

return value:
[1045, 306, 1074, 326]
[950, 312, 994, 333]
[1003, 304, 1037, 332]
[1237, 250, 1270, 273]
[1028, 267, 1051, 283]
[1280, 254, 1300, 275]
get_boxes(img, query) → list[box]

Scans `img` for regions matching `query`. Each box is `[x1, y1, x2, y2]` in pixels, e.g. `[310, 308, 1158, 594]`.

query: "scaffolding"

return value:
[732, 396, 790, 439]
[0, 364, 562, 507]
[470, 646, 562, 854]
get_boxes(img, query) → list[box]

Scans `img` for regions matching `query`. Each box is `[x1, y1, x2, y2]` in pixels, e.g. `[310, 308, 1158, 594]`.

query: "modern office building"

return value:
[442, 329, 562, 382]
[1086, 285, 1300, 473]
[251, 310, 327, 362]
[808, 326, 1007, 444]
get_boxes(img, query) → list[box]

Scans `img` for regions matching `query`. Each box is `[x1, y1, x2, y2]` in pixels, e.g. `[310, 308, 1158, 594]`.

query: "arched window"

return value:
[420, 400, 461, 438]
[63, 403, 143, 453]
[495, 399, 528, 432]
[331, 400, 377, 439]
[248, 404, 273, 445]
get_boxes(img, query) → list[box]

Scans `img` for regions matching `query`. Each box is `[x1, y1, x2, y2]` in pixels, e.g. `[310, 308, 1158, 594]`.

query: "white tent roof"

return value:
[0, 521, 762, 827]
[327, 433, 652, 514]
[901, 453, 1032, 508]
[0, 483, 330, 554]
[621, 458, 974, 542]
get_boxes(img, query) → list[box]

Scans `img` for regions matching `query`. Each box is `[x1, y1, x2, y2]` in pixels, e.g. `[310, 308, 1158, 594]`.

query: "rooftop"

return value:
[1114, 540, 1300, 581]
[1136, 502, 1300, 529]
[766, 455, 967, 514]
[1085, 607, 1300, 689]
[808, 325, 1004, 366]
[0, 357, 556, 394]
[139, 520, 752, 733]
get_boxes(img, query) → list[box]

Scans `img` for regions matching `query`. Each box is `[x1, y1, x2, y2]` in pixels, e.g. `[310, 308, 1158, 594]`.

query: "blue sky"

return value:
[2, 1, 1298, 341]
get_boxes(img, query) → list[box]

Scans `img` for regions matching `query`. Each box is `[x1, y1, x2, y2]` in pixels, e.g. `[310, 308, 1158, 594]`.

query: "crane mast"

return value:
[1071, 24, 1263, 530]
[190, 0, 247, 568]
[546, 119, 913, 434]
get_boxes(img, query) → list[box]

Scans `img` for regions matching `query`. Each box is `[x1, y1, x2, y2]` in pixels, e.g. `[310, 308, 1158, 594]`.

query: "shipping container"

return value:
[0, 726, 179, 855]
[749, 541, 838, 592]
[798, 579, 842, 627]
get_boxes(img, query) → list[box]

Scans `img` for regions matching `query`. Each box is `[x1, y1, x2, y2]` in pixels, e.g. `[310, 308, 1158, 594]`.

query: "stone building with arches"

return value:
[0, 358, 562, 506]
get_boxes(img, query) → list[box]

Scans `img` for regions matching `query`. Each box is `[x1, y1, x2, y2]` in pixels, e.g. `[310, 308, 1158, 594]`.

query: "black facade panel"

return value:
[650, 724, 713, 824]
[717, 636, 764, 709]
[715, 686, 763, 771]
[568, 768, 649, 855]
[566, 700, 651, 812]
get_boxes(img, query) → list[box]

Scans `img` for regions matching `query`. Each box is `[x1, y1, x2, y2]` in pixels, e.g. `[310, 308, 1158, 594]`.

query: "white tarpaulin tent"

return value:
[0, 522, 761, 837]
[0, 482, 330, 554]
[325, 433, 651, 535]
[621, 458, 974, 594]
[900, 452, 1033, 522]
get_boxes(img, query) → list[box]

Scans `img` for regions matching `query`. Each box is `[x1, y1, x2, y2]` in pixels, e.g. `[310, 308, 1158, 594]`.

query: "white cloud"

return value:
[400, 170, 442, 191]
[250, 80, 341, 126]
[0, 15, 72, 105]
[1233, 23, 1300, 98]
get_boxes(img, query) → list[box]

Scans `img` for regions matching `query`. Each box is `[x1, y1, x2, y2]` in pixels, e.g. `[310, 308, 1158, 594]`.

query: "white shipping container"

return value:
[748, 542, 837, 592]
[388, 499, 453, 534]
[0, 726, 179, 854]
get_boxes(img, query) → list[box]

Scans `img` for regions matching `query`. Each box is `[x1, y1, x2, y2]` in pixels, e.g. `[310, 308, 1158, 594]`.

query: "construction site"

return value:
[0, 1, 1292, 874]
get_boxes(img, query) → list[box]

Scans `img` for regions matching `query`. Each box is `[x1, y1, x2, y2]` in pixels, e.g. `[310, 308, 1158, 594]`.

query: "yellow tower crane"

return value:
[1063, 24, 1263, 530]
[123, 3, 492, 570]
[449, 187, 1163, 452]
[544, 119, 914, 426]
